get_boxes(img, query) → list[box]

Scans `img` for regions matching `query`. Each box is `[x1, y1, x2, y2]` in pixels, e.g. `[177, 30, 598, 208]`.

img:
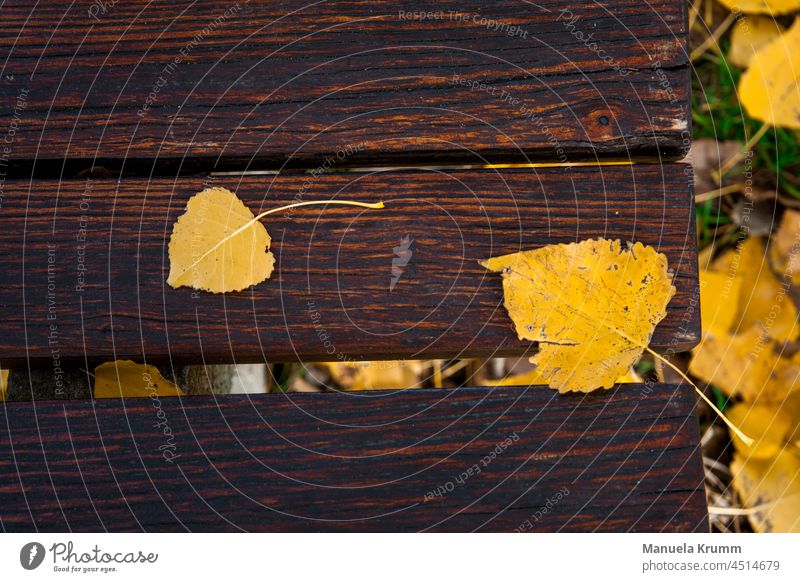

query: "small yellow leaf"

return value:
[482, 239, 675, 393]
[94, 360, 184, 399]
[699, 269, 742, 337]
[728, 403, 792, 458]
[712, 237, 798, 342]
[731, 448, 800, 532]
[739, 18, 800, 130]
[717, 0, 800, 16]
[769, 209, 800, 284]
[0, 367, 8, 401]
[168, 187, 275, 293]
[689, 325, 800, 402]
[323, 361, 424, 391]
[728, 16, 785, 68]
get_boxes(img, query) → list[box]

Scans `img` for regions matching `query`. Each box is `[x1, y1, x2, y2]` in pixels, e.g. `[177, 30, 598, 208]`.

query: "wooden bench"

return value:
[0, 0, 707, 531]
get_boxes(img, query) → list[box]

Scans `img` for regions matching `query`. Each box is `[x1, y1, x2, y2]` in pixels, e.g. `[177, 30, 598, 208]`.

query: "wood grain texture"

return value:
[0, 0, 689, 173]
[0, 384, 709, 532]
[0, 165, 698, 366]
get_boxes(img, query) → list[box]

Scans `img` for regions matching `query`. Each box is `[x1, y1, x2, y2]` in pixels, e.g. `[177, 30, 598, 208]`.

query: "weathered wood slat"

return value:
[0, 384, 709, 532]
[0, 0, 689, 172]
[0, 165, 698, 366]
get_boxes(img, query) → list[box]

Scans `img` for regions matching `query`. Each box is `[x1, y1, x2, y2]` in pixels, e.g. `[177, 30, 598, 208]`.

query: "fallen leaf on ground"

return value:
[690, 325, 800, 402]
[167, 187, 275, 293]
[689, 325, 800, 402]
[731, 448, 800, 532]
[685, 139, 743, 195]
[718, 0, 800, 16]
[699, 269, 742, 337]
[728, 402, 792, 458]
[481, 238, 675, 393]
[739, 18, 800, 130]
[94, 360, 184, 399]
[322, 361, 425, 391]
[711, 237, 798, 342]
[728, 16, 785, 68]
[769, 209, 800, 284]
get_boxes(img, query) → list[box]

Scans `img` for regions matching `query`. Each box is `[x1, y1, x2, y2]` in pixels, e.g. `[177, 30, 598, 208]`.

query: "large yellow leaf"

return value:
[689, 325, 800, 402]
[731, 449, 800, 532]
[712, 238, 798, 342]
[94, 360, 184, 399]
[739, 18, 800, 130]
[167, 187, 275, 293]
[718, 0, 800, 16]
[728, 16, 786, 68]
[481, 239, 675, 393]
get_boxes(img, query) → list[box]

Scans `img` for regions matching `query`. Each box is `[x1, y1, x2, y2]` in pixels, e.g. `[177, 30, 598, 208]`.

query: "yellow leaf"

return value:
[739, 18, 800, 130]
[728, 402, 792, 458]
[487, 366, 641, 387]
[481, 239, 675, 393]
[769, 209, 800, 285]
[168, 187, 275, 293]
[718, 0, 800, 16]
[699, 269, 742, 337]
[94, 360, 184, 399]
[728, 16, 785, 68]
[712, 238, 798, 342]
[323, 361, 424, 391]
[0, 367, 8, 401]
[689, 325, 800, 402]
[731, 449, 800, 532]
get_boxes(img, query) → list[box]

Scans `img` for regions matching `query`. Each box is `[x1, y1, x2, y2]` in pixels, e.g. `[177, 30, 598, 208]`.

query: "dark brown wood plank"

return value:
[0, 0, 689, 173]
[0, 164, 698, 366]
[0, 384, 709, 532]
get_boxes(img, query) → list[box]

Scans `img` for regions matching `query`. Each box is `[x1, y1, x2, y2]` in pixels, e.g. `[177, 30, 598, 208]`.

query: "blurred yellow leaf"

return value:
[769, 209, 800, 284]
[739, 18, 800, 130]
[690, 325, 800, 402]
[728, 402, 792, 458]
[718, 0, 800, 16]
[731, 448, 800, 532]
[728, 16, 785, 68]
[481, 239, 675, 393]
[712, 238, 798, 342]
[94, 360, 184, 399]
[323, 361, 424, 391]
[699, 269, 742, 337]
[168, 187, 275, 293]
[0, 368, 8, 401]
